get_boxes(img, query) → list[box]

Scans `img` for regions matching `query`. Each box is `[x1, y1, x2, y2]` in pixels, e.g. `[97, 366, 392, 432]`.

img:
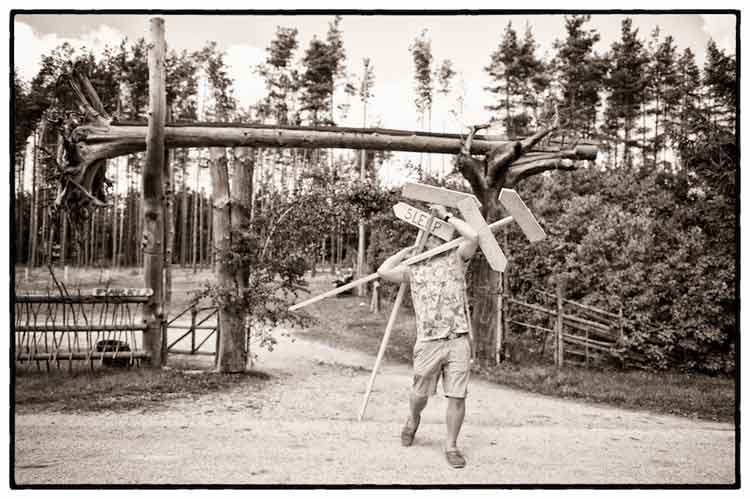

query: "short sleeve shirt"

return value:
[408, 249, 470, 343]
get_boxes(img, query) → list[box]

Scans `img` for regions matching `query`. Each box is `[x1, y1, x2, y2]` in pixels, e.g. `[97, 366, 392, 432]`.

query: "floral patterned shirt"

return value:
[408, 249, 470, 343]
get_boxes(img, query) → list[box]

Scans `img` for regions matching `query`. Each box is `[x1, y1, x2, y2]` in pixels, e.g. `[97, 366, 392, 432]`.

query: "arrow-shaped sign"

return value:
[401, 182, 480, 208]
[499, 188, 545, 242]
[392, 202, 455, 241]
[456, 197, 507, 271]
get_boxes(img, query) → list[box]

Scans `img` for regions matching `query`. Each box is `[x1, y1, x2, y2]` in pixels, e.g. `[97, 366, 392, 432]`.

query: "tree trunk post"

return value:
[555, 280, 564, 369]
[142, 16, 166, 368]
[209, 147, 247, 372]
[164, 108, 175, 311]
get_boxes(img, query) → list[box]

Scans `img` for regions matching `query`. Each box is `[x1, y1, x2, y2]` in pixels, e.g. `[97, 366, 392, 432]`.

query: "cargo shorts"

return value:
[412, 333, 471, 399]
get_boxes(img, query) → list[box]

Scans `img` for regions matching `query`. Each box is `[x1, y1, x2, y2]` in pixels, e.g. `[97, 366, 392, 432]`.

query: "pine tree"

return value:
[552, 15, 606, 139]
[515, 24, 548, 135]
[646, 29, 680, 167]
[258, 26, 300, 126]
[703, 39, 736, 128]
[300, 36, 334, 128]
[410, 29, 434, 132]
[603, 17, 650, 169]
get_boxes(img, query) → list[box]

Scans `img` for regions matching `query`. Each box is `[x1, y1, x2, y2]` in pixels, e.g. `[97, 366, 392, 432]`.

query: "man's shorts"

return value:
[412, 333, 471, 399]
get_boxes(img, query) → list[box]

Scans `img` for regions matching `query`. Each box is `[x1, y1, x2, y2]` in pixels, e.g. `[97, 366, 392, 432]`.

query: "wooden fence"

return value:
[502, 286, 623, 368]
[14, 289, 152, 371]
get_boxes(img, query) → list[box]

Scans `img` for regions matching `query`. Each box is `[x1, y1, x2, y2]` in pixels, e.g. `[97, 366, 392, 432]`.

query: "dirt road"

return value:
[14, 333, 736, 485]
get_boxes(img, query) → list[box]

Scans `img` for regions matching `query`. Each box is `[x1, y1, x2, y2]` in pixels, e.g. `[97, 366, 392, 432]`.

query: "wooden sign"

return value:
[456, 198, 507, 272]
[402, 182, 480, 208]
[499, 188, 546, 242]
[392, 202, 455, 241]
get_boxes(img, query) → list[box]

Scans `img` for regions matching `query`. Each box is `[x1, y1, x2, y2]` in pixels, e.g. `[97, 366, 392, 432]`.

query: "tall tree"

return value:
[485, 22, 522, 137]
[410, 29, 434, 175]
[602, 18, 650, 169]
[703, 39, 737, 128]
[410, 29, 434, 133]
[356, 57, 376, 293]
[646, 28, 681, 167]
[515, 24, 549, 135]
[552, 15, 606, 139]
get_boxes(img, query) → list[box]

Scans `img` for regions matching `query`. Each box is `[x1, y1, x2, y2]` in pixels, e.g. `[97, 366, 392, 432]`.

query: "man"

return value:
[377, 204, 479, 469]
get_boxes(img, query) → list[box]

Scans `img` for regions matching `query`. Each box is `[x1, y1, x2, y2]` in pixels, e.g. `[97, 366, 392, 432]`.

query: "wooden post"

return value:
[210, 148, 247, 372]
[370, 280, 380, 313]
[555, 281, 564, 368]
[164, 108, 175, 310]
[585, 327, 590, 367]
[358, 224, 431, 421]
[142, 16, 166, 367]
[190, 306, 197, 354]
[501, 270, 511, 363]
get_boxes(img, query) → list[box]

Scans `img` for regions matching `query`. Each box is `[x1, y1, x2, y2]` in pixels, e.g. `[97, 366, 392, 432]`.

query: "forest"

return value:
[13, 15, 737, 374]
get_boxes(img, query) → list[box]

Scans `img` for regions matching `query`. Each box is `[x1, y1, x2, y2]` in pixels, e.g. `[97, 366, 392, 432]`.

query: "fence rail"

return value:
[503, 286, 623, 368]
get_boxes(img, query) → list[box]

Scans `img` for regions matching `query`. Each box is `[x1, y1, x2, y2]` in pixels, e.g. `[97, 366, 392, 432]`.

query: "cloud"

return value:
[223, 43, 266, 110]
[700, 14, 736, 54]
[13, 21, 128, 81]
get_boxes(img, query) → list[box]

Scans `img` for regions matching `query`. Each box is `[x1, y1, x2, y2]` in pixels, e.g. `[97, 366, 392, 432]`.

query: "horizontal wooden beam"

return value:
[76, 122, 601, 159]
[15, 351, 150, 361]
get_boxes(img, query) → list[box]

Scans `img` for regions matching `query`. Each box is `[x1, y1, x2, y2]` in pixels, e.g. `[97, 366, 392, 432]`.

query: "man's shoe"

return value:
[445, 448, 466, 468]
[400, 416, 420, 447]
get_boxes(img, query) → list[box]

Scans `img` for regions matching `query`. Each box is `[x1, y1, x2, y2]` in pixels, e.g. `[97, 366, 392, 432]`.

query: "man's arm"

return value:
[431, 205, 479, 260]
[377, 245, 414, 283]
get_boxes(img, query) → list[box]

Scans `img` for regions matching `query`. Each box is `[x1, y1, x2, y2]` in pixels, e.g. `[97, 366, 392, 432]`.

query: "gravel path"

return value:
[14, 333, 736, 485]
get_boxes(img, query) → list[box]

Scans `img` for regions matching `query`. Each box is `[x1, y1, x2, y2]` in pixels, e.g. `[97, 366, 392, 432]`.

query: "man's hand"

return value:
[429, 204, 449, 220]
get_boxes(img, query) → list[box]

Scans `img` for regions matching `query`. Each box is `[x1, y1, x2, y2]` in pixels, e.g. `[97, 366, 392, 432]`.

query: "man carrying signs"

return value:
[377, 204, 479, 469]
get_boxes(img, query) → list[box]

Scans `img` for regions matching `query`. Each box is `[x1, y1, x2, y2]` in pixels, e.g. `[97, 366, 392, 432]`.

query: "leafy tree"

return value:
[257, 26, 300, 125]
[13, 70, 36, 159]
[300, 36, 334, 126]
[166, 49, 199, 121]
[194, 41, 237, 120]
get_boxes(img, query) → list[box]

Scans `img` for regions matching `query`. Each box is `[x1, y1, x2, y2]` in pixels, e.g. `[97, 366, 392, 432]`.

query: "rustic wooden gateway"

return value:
[32, 17, 598, 371]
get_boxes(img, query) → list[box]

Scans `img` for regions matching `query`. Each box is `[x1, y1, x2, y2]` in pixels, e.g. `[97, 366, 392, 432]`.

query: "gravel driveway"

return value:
[14, 333, 736, 486]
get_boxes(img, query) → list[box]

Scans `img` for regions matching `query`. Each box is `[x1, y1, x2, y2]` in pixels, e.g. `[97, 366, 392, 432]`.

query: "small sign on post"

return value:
[393, 202, 455, 241]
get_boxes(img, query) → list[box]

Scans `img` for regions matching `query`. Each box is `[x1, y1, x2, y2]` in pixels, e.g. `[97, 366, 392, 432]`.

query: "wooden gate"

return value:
[14, 289, 151, 371]
[165, 303, 220, 357]
[502, 286, 624, 368]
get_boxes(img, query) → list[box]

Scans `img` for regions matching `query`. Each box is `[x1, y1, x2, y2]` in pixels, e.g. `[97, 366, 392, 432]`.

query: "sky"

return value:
[12, 12, 737, 184]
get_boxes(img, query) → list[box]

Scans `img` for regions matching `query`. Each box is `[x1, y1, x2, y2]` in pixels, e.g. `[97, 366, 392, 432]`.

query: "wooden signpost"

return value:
[289, 186, 545, 311]
[353, 183, 548, 420]
[392, 202, 455, 241]
[357, 215, 434, 422]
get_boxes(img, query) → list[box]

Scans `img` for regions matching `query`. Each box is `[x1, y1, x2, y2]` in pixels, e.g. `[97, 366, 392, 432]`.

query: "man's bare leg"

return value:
[409, 391, 429, 428]
[402, 391, 429, 446]
[445, 396, 465, 451]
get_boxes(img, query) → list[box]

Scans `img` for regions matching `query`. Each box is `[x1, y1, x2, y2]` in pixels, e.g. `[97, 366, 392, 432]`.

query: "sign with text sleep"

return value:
[392, 202, 455, 241]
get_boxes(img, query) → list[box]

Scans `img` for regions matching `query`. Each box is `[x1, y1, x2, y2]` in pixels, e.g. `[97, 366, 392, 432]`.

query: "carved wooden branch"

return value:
[487, 124, 559, 188]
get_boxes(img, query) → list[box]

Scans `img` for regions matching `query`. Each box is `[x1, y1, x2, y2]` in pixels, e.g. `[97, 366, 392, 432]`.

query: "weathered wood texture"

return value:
[142, 17, 166, 367]
[209, 148, 247, 373]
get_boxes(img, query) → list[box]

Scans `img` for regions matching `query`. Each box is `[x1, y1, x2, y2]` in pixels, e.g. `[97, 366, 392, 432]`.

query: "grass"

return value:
[296, 273, 736, 423]
[15, 363, 271, 413]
